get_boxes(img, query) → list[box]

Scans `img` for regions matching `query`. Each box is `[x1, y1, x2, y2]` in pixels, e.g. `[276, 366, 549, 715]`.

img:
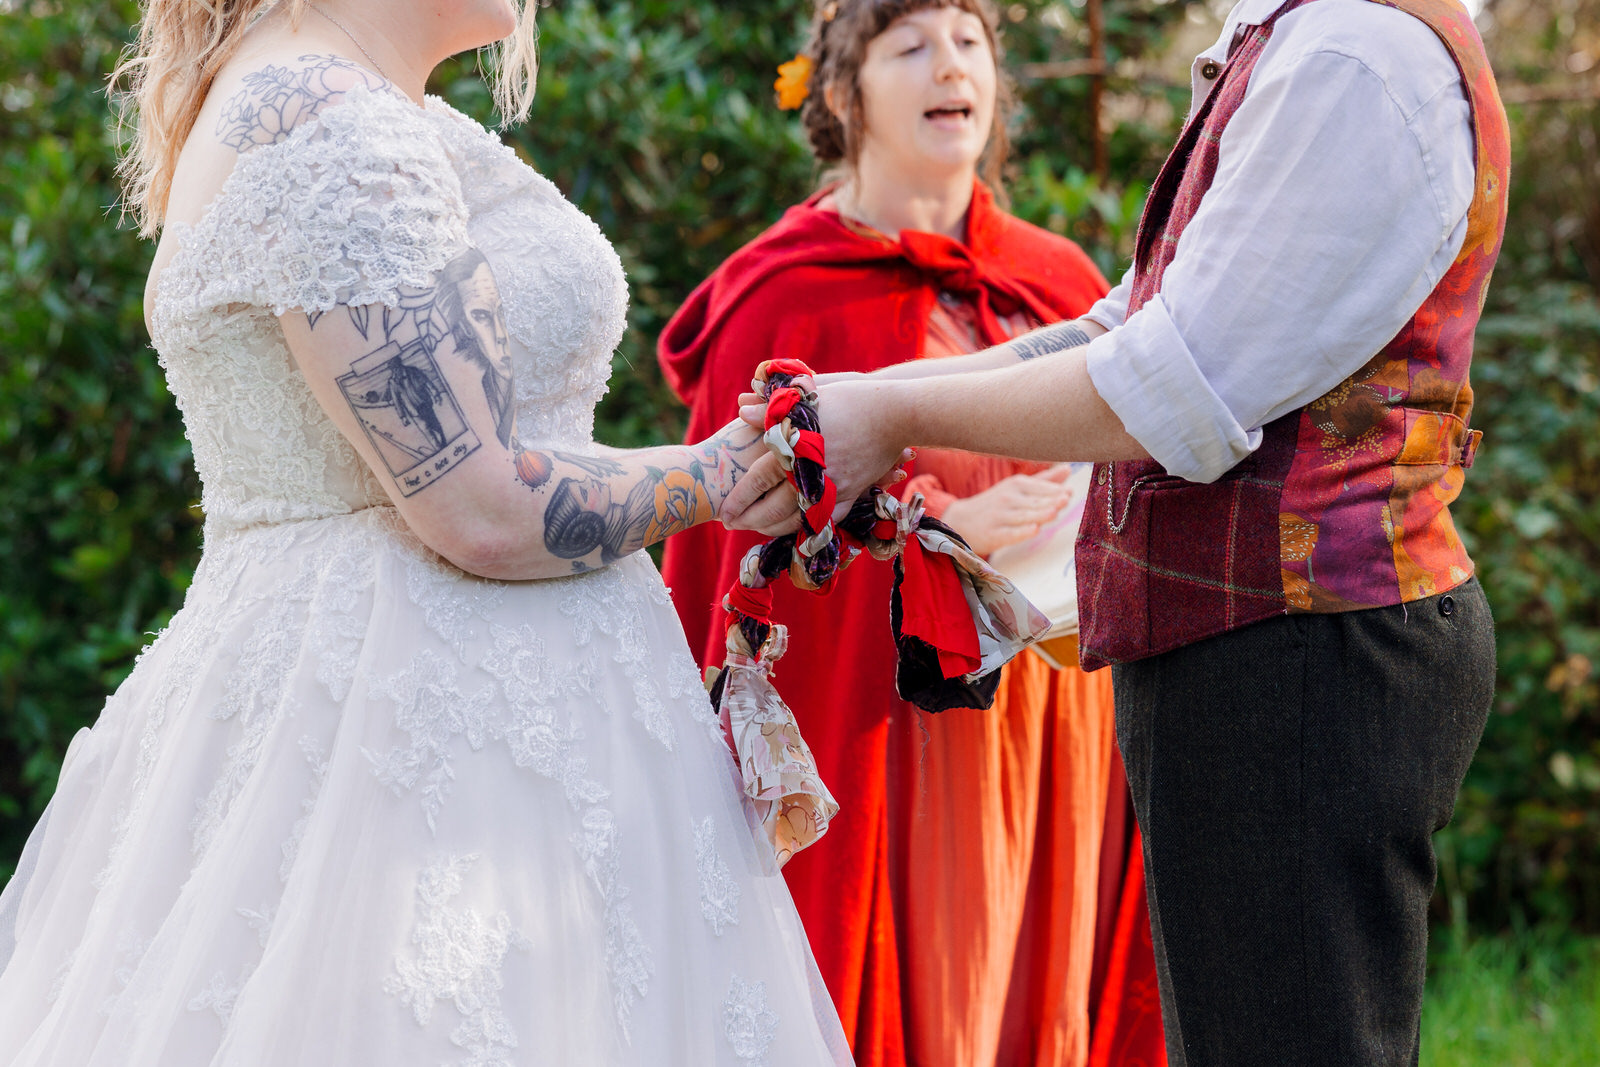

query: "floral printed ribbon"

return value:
[705, 359, 1052, 864]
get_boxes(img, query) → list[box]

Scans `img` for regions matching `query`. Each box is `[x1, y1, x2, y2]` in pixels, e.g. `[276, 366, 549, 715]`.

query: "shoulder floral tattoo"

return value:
[215, 55, 389, 152]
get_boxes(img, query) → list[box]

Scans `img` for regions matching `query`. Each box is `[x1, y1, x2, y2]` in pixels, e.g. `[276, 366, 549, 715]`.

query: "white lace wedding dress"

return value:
[0, 85, 850, 1067]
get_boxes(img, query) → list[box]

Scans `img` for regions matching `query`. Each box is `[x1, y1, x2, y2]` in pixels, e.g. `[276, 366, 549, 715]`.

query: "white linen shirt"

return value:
[1082, 0, 1477, 483]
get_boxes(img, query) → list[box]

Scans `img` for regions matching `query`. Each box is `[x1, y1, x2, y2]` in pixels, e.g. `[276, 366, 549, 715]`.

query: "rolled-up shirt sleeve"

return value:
[1085, 36, 1474, 483]
[1083, 272, 1132, 332]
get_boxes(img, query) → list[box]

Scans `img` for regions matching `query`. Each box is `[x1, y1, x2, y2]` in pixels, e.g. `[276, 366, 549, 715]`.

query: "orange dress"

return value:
[889, 298, 1123, 1067]
[658, 186, 1166, 1066]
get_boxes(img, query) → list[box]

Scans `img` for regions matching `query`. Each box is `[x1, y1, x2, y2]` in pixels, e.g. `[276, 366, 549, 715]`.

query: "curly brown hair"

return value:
[797, 0, 1013, 194]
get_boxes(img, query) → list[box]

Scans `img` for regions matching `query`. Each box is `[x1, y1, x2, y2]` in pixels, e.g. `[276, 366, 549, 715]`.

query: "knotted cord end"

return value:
[716, 621, 839, 867]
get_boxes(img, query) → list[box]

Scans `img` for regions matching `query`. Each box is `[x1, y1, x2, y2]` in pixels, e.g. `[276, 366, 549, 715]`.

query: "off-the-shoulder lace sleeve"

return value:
[168, 86, 470, 318]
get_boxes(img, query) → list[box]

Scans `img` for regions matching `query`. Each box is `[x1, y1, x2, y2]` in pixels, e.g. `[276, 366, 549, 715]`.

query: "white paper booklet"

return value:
[986, 463, 1095, 659]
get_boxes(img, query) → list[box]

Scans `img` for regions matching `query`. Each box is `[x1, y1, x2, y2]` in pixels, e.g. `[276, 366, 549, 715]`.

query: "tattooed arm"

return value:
[200, 57, 759, 578]
[722, 315, 1141, 534]
[857, 317, 1108, 382]
[1007, 318, 1101, 362]
[279, 247, 763, 580]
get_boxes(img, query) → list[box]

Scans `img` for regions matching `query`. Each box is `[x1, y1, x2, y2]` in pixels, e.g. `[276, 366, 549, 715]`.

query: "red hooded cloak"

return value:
[659, 183, 1162, 1067]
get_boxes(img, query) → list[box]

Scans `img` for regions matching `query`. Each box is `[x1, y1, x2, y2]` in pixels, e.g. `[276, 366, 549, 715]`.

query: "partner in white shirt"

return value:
[1080, 0, 1474, 482]
[722, 2, 1506, 1065]
[721, 0, 1477, 499]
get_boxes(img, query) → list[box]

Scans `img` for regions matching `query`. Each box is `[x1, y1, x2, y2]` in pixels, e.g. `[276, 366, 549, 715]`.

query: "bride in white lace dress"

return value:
[0, 0, 850, 1064]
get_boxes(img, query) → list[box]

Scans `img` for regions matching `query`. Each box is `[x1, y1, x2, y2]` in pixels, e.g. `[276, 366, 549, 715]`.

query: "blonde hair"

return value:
[112, 0, 540, 237]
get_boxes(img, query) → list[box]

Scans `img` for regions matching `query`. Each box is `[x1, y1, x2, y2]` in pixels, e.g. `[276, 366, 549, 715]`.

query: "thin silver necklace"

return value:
[306, 1, 392, 83]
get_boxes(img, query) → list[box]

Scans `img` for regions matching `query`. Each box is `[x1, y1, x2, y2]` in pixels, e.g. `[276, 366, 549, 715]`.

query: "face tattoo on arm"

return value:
[311, 245, 517, 498]
[309, 241, 755, 573]
[1010, 318, 1094, 362]
[436, 249, 517, 448]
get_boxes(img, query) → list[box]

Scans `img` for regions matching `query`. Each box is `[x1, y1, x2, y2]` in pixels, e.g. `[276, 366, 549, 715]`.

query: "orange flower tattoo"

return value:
[646, 468, 716, 543]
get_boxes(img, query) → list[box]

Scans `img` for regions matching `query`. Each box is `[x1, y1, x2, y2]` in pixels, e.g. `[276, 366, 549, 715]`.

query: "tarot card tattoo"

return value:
[337, 340, 481, 496]
[328, 246, 526, 495]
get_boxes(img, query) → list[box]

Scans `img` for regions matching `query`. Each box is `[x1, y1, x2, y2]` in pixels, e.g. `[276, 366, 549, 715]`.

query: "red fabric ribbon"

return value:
[739, 356, 982, 684]
[763, 358, 815, 380]
[764, 387, 804, 429]
[896, 534, 982, 679]
[791, 429, 826, 466]
[726, 581, 774, 622]
[898, 229, 1026, 348]
[803, 481, 837, 535]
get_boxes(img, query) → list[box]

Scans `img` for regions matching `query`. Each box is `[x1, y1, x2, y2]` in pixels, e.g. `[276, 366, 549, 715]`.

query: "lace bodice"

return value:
[150, 86, 629, 530]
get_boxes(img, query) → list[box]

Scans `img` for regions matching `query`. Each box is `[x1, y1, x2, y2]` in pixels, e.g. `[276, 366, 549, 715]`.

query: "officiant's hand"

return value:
[940, 465, 1075, 558]
[722, 378, 913, 535]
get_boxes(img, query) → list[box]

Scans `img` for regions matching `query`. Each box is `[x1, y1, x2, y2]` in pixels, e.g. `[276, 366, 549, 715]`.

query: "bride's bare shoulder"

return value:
[147, 47, 395, 319]
[160, 48, 391, 221]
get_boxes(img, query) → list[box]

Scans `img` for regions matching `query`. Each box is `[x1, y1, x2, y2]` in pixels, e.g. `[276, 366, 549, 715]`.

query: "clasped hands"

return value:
[717, 372, 910, 537]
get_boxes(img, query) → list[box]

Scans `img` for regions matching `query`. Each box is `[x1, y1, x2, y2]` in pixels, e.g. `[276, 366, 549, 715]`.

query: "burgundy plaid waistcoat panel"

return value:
[1075, 0, 1511, 670]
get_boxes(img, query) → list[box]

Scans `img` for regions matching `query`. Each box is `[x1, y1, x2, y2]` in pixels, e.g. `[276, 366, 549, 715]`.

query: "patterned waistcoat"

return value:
[1075, 0, 1511, 671]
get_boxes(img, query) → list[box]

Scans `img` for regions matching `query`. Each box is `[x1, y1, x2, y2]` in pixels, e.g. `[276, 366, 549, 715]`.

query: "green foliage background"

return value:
[1, 0, 1596, 938]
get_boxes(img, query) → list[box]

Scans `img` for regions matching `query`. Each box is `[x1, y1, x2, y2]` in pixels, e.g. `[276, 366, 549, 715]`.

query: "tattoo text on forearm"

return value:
[316, 236, 751, 571]
[1010, 319, 1094, 362]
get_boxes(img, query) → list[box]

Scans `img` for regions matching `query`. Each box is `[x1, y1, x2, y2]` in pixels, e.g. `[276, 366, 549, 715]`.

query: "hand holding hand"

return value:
[720, 376, 913, 535]
[938, 465, 1075, 557]
[803, 377, 914, 505]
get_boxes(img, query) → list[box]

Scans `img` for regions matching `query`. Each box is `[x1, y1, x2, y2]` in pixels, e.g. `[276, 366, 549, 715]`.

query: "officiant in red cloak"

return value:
[659, 3, 1166, 1065]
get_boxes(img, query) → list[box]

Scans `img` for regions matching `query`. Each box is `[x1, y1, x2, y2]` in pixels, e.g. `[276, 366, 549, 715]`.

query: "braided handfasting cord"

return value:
[705, 359, 1053, 866]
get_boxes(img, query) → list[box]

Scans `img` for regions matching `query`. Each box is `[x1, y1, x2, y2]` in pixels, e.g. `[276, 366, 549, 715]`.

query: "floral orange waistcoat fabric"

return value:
[1075, 0, 1511, 671]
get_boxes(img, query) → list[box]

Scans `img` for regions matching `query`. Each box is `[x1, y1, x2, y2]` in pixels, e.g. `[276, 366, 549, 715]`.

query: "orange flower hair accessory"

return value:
[775, 54, 813, 111]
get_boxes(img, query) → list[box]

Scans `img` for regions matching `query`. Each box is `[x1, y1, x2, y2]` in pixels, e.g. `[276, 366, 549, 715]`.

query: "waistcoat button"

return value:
[1438, 594, 1456, 617]
[1201, 60, 1222, 80]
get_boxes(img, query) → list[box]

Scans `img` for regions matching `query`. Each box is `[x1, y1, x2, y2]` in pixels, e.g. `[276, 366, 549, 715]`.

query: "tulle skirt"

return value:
[0, 507, 849, 1066]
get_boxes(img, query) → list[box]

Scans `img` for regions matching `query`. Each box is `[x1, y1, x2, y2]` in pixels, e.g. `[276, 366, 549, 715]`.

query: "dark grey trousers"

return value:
[1113, 578, 1494, 1067]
